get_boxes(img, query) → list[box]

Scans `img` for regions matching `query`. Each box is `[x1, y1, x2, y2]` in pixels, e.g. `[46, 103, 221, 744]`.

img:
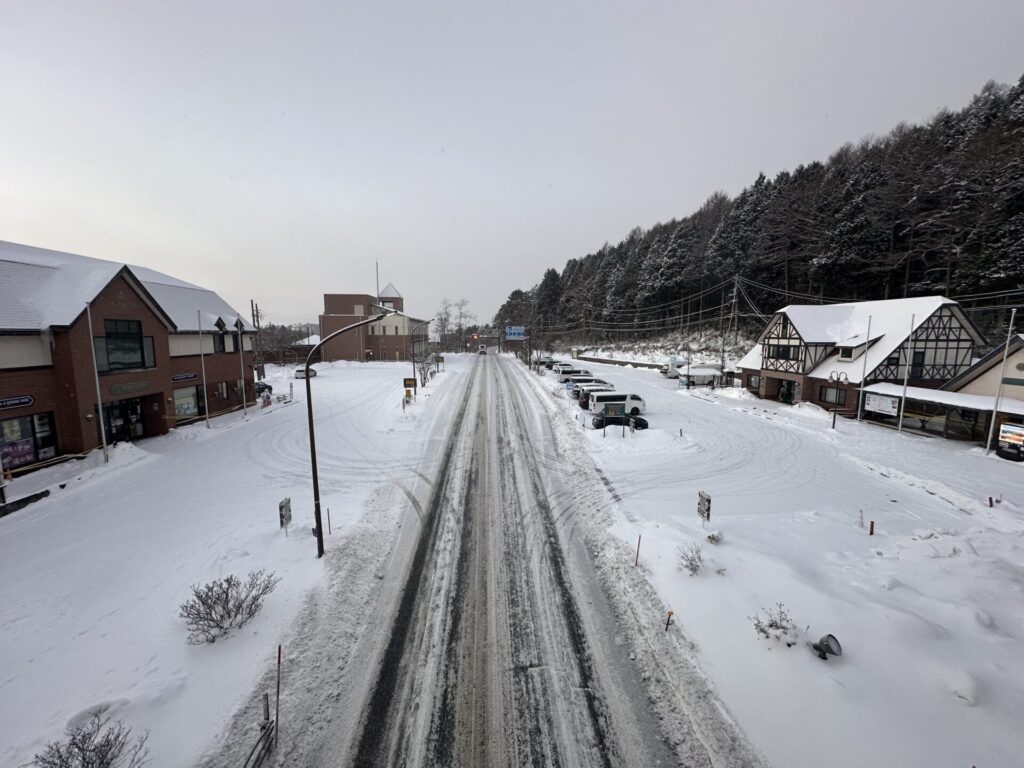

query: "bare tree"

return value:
[33, 712, 149, 768]
[453, 299, 475, 352]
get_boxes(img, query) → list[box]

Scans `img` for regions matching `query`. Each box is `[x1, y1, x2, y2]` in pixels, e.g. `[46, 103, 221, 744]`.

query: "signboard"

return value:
[865, 393, 899, 416]
[999, 423, 1024, 446]
[505, 326, 525, 341]
[698, 491, 711, 521]
[109, 381, 149, 397]
[436, 356, 444, 363]
[403, 377, 417, 390]
[279, 497, 292, 529]
[0, 395, 33, 410]
[172, 372, 198, 382]
[605, 403, 626, 418]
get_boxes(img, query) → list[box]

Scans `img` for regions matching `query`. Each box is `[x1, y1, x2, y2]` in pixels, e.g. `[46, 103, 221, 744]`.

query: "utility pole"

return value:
[731, 277, 740, 346]
[251, 300, 265, 380]
[985, 307, 1017, 454]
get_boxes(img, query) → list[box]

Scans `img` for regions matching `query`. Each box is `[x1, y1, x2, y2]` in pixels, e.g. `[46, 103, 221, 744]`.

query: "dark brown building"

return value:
[319, 283, 428, 362]
[0, 241, 255, 473]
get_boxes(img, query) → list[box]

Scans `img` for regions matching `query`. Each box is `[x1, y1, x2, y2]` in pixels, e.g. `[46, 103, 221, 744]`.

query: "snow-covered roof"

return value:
[0, 241, 252, 333]
[761, 296, 984, 385]
[864, 382, 1024, 417]
[378, 282, 402, 298]
[293, 334, 321, 346]
[942, 334, 1024, 392]
[735, 343, 762, 371]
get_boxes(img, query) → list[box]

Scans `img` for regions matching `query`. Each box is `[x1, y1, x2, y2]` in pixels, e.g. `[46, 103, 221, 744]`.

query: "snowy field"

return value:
[533, 359, 1024, 768]
[0, 359, 465, 767]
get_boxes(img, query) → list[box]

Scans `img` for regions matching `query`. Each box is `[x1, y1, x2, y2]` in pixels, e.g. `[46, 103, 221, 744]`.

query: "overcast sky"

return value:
[1, 1, 1022, 325]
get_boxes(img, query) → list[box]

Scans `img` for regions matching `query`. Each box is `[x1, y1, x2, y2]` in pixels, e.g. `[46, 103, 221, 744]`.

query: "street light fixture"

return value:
[305, 308, 396, 558]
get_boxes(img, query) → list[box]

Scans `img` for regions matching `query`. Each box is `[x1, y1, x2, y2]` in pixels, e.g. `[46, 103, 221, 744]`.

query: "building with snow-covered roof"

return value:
[0, 241, 256, 474]
[318, 285, 428, 362]
[736, 296, 985, 412]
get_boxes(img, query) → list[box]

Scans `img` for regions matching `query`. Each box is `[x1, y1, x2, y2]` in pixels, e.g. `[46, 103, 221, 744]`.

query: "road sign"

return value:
[279, 497, 292, 530]
[403, 377, 417, 390]
[698, 491, 711, 521]
[505, 326, 525, 341]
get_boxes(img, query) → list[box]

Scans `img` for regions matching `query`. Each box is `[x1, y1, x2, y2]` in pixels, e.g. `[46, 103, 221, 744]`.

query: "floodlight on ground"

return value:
[811, 634, 842, 660]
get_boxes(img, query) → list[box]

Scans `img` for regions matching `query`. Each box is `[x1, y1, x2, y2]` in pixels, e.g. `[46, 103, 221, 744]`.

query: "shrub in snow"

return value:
[706, 530, 723, 544]
[33, 712, 149, 768]
[179, 569, 280, 644]
[677, 542, 703, 575]
[749, 602, 798, 646]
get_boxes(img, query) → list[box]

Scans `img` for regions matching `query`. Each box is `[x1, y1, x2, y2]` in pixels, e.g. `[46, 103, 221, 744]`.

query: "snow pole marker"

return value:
[869, 520, 875, 536]
[328, 508, 332, 535]
[665, 610, 673, 631]
[275, 644, 282, 748]
[635, 534, 641, 566]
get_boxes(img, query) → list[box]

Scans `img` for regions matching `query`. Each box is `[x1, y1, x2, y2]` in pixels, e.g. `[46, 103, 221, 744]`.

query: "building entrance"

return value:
[103, 398, 145, 443]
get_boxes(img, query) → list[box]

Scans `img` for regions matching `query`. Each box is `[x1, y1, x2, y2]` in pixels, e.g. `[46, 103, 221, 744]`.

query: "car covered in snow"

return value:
[295, 367, 318, 378]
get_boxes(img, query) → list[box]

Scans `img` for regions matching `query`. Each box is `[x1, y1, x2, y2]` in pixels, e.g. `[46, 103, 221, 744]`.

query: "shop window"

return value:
[819, 386, 847, 406]
[94, 319, 155, 372]
[1, 411, 57, 468]
[747, 374, 761, 389]
[174, 386, 200, 418]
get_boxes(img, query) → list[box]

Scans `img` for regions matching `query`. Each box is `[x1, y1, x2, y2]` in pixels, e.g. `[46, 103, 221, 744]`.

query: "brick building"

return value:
[0, 241, 255, 473]
[319, 283, 428, 362]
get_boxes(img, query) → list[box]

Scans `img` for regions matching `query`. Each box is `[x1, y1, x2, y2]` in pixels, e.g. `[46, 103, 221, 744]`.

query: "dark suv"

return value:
[255, 380, 273, 396]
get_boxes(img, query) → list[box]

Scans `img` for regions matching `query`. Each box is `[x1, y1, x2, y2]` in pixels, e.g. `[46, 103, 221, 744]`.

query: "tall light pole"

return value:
[985, 307, 1017, 455]
[306, 309, 395, 558]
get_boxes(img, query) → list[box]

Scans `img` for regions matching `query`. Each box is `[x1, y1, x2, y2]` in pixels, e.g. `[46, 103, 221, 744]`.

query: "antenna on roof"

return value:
[376, 260, 380, 299]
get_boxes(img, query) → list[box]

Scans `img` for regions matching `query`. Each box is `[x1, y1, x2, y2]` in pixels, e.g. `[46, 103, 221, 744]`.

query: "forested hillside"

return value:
[495, 76, 1024, 347]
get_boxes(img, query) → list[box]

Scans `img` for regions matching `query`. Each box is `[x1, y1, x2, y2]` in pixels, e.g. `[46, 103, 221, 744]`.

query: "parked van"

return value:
[552, 362, 575, 373]
[574, 383, 614, 402]
[556, 368, 590, 383]
[588, 391, 646, 416]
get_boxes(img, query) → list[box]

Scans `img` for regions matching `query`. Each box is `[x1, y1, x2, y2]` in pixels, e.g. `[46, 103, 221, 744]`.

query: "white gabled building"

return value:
[736, 296, 985, 412]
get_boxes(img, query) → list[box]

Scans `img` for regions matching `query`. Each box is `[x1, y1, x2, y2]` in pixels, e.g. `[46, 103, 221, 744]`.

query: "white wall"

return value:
[0, 334, 52, 368]
[169, 334, 215, 357]
[957, 347, 1024, 399]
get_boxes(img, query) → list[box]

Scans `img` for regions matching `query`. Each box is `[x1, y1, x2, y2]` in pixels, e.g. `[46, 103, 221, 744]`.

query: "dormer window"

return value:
[839, 346, 854, 360]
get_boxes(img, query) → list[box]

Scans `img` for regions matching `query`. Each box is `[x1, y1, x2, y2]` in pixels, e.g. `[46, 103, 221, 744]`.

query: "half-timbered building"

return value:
[736, 296, 985, 411]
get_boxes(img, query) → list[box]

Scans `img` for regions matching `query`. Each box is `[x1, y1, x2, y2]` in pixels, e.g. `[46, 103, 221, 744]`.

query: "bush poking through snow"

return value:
[33, 712, 149, 768]
[677, 542, 704, 575]
[706, 530, 723, 544]
[749, 602, 798, 645]
[179, 569, 280, 644]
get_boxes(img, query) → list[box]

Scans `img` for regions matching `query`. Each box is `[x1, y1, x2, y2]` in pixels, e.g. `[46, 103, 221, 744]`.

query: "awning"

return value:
[862, 383, 1024, 417]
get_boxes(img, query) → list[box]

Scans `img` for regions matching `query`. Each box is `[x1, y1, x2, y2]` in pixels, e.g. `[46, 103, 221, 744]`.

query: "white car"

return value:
[295, 367, 318, 378]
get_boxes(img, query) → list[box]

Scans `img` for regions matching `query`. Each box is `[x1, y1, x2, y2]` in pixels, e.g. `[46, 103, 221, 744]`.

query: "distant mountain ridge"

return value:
[495, 75, 1024, 345]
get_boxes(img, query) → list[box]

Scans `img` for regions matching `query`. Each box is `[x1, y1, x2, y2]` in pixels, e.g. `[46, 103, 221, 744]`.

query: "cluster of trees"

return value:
[434, 298, 481, 351]
[494, 76, 1024, 345]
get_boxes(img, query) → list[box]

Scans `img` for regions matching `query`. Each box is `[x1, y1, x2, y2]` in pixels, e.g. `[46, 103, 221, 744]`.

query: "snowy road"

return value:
[347, 354, 705, 767]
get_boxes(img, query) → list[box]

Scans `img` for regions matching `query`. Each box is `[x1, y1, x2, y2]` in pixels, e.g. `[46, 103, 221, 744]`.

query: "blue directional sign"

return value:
[505, 326, 525, 341]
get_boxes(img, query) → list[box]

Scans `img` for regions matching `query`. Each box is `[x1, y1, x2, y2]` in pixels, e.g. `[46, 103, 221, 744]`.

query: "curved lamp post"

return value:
[306, 309, 395, 558]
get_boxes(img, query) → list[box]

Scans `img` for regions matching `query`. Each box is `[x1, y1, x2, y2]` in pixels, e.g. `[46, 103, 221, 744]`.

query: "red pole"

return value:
[635, 534, 641, 566]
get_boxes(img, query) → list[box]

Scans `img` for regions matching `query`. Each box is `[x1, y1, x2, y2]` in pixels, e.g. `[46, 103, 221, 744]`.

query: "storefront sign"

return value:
[109, 381, 149, 396]
[172, 372, 198, 382]
[0, 395, 33, 410]
[865, 393, 899, 416]
[1, 438, 35, 468]
[999, 423, 1024, 446]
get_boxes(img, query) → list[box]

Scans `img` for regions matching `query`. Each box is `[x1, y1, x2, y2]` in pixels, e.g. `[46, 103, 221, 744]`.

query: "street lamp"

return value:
[305, 308, 396, 558]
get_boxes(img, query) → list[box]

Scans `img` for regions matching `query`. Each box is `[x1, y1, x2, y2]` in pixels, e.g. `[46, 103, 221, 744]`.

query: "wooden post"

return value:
[665, 610, 673, 631]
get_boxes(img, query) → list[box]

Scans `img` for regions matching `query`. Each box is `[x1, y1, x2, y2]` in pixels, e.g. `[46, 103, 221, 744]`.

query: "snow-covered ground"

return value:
[0, 360, 464, 767]
[533, 360, 1024, 768]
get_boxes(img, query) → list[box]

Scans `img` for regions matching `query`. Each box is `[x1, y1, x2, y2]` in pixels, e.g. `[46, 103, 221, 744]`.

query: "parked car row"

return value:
[539, 356, 649, 429]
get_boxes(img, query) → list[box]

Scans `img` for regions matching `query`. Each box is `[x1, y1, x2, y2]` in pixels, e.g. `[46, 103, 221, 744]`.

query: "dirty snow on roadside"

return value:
[0, 359, 466, 768]
[532, 358, 1023, 768]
